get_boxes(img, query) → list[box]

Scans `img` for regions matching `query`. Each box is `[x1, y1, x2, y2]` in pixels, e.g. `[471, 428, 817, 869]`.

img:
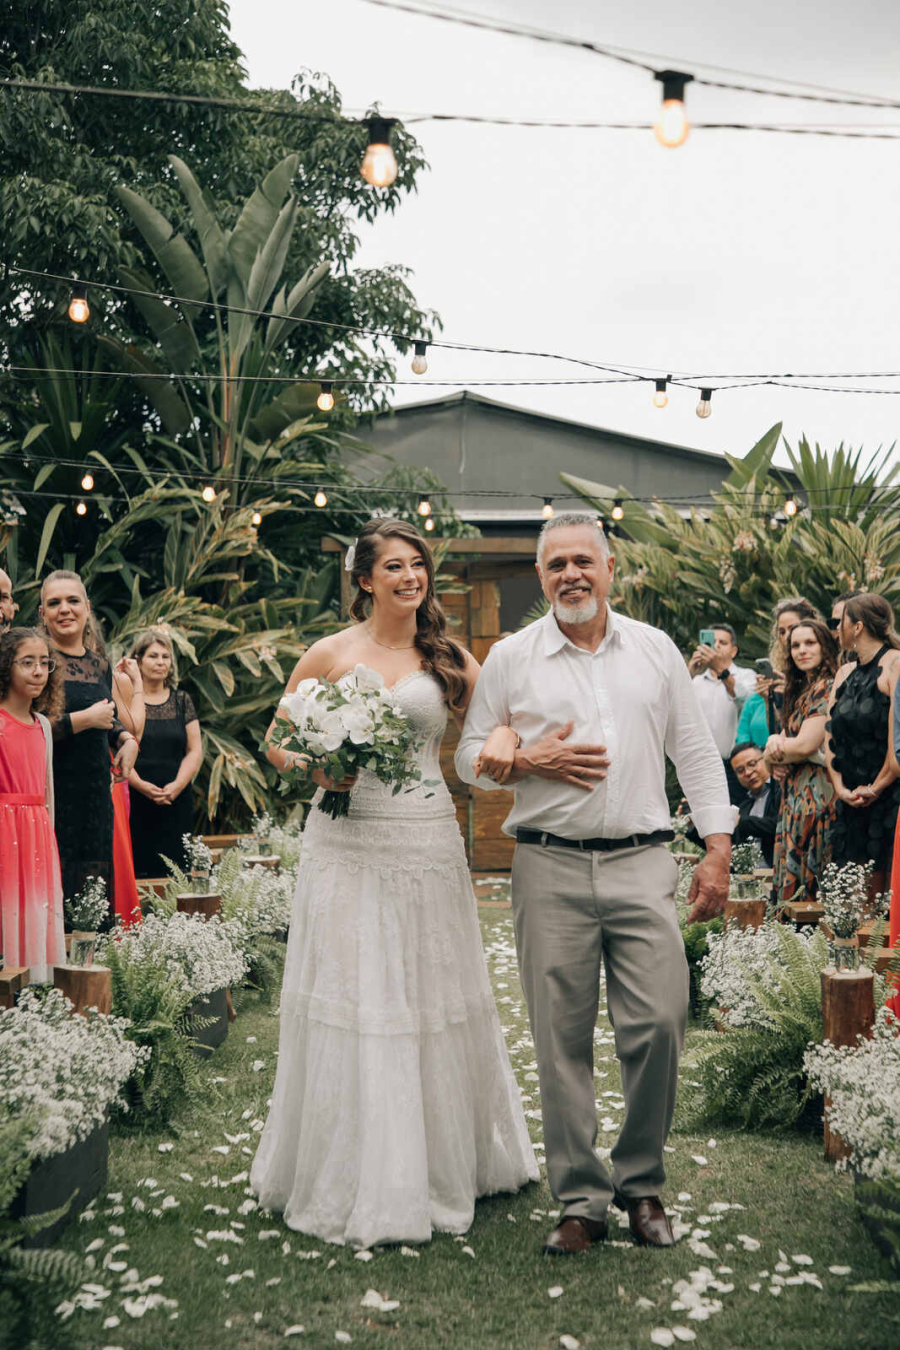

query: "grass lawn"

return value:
[53, 892, 900, 1350]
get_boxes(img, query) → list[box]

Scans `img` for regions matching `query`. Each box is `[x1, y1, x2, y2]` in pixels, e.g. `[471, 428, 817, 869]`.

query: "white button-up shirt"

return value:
[456, 607, 733, 842]
[692, 664, 757, 758]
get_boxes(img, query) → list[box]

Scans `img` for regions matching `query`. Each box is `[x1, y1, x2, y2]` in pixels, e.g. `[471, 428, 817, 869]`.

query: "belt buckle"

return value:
[577, 838, 587, 851]
[540, 831, 549, 848]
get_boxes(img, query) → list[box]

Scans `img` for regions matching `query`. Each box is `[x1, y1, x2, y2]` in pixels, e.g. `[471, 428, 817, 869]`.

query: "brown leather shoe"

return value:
[542, 1215, 608, 1256]
[614, 1193, 675, 1247]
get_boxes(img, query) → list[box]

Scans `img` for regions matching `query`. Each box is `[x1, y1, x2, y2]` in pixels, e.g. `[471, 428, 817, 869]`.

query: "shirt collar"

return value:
[542, 603, 621, 656]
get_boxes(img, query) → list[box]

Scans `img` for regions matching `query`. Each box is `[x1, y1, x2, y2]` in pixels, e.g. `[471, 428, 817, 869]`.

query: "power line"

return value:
[362, 0, 900, 111]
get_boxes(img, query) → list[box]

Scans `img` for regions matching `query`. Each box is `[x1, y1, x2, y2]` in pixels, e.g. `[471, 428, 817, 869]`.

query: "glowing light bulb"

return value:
[317, 381, 334, 412]
[81, 471, 94, 491]
[653, 70, 693, 148]
[314, 488, 328, 508]
[424, 516, 435, 532]
[696, 388, 713, 419]
[75, 500, 87, 516]
[251, 510, 262, 526]
[68, 284, 90, 323]
[201, 485, 216, 503]
[784, 493, 798, 518]
[612, 499, 624, 522]
[542, 498, 554, 519]
[411, 341, 428, 375]
[417, 498, 431, 517]
[653, 378, 668, 409]
[361, 117, 398, 188]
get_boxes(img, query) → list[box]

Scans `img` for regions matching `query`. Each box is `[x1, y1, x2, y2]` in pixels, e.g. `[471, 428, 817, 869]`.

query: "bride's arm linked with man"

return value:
[457, 511, 732, 1256]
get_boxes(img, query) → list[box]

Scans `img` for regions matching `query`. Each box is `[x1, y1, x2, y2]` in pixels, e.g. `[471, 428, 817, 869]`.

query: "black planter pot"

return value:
[187, 986, 229, 1059]
[855, 1171, 900, 1268]
[11, 1120, 109, 1248]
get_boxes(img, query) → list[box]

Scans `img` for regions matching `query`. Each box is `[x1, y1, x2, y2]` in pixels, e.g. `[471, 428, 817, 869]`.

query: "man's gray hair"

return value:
[537, 512, 611, 568]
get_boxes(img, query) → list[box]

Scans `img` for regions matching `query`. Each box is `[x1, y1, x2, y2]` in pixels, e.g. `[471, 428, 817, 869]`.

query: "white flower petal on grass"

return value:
[736, 1235, 761, 1251]
[284, 1328, 305, 1337]
[560, 1337, 581, 1350]
[86, 1239, 105, 1254]
[252, 1061, 266, 1073]
[158, 1143, 174, 1153]
[636, 1297, 656, 1310]
[211, 1146, 230, 1156]
[690, 1156, 708, 1166]
[672, 1329, 697, 1342]
[791, 1254, 813, 1265]
[354, 1250, 373, 1262]
[677, 1193, 692, 1202]
[461, 1246, 476, 1258]
[548, 1286, 564, 1299]
[335, 1334, 352, 1344]
[650, 1331, 675, 1347]
[361, 1290, 383, 1309]
[103, 1316, 121, 1328]
[400, 1246, 420, 1258]
[829, 1266, 852, 1275]
[179, 1173, 193, 1183]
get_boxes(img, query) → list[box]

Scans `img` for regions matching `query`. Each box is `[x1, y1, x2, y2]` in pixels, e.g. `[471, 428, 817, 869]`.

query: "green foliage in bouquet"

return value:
[677, 924, 829, 1132]
[0, 1114, 87, 1348]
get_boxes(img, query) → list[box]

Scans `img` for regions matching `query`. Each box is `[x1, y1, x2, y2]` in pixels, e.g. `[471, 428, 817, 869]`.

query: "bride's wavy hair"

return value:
[348, 518, 468, 713]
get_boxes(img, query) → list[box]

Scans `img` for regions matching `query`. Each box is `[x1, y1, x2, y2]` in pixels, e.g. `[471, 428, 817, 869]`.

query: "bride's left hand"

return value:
[312, 766, 358, 792]
[474, 725, 518, 784]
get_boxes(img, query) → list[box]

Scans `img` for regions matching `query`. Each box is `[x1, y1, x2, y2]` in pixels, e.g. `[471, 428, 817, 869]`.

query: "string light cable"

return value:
[1, 77, 899, 139]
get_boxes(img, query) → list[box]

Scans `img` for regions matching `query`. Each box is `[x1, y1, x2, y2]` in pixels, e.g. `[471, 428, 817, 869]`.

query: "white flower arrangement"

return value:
[700, 921, 826, 1030]
[271, 665, 427, 819]
[98, 912, 247, 1001]
[182, 834, 213, 875]
[730, 840, 763, 875]
[266, 819, 303, 873]
[64, 875, 108, 931]
[0, 988, 147, 1161]
[818, 860, 885, 939]
[805, 1006, 900, 1180]
[251, 812, 273, 841]
[215, 855, 294, 939]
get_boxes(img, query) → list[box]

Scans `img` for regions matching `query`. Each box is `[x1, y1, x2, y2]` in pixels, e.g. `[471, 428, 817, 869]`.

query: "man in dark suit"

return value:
[730, 741, 781, 866]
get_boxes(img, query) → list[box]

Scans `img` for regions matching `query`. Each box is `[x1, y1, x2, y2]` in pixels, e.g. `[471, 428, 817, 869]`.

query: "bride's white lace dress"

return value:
[250, 669, 537, 1248]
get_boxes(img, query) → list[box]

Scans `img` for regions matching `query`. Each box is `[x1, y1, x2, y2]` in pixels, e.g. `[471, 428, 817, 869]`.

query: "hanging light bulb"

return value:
[696, 388, 713, 419]
[653, 378, 669, 409]
[361, 117, 398, 188]
[417, 497, 432, 517]
[68, 283, 90, 324]
[411, 341, 428, 375]
[317, 381, 335, 412]
[75, 499, 87, 516]
[542, 498, 554, 519]
[784, 493, 798, 518]
[424, 516, 435, 532]
[314, 487, 328, 508]
[654, 70, 693, 148]
[612, 499, 624, 522]
[201, 485, 216, 503]
[80, 471, 95, 491]
[251, 510, 262, 526]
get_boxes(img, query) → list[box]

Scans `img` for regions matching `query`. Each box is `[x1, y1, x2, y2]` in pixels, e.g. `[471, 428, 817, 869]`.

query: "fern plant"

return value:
[677, 924, 829, 1131]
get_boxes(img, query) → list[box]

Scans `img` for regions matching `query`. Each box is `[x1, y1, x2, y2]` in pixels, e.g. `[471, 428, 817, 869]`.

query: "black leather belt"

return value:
[515, 828, 675, 852]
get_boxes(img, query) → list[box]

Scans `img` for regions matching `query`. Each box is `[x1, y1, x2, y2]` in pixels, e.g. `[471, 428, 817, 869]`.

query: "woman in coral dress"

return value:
[0, 628, 65, 981]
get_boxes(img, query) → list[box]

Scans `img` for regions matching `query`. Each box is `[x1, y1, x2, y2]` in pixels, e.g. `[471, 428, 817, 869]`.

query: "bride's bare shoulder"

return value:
[285, 626, 364, 687]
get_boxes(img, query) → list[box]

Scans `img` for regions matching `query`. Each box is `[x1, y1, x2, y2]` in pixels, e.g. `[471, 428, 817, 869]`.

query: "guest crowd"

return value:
[1, 560, 900, 983]
[685, 589, 900, 917]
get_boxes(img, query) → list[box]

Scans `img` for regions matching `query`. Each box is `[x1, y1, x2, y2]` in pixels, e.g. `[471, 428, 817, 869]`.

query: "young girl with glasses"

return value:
[0, 627, 65, 980]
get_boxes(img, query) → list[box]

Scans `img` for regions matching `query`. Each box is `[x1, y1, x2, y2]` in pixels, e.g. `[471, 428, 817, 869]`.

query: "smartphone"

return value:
[699, 628, 715, 647]
[755, 657, 775, 679]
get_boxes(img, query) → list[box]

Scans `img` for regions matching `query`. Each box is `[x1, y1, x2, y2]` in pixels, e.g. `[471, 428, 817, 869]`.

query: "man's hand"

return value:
[688, 644, 714, 675]
[687, 835, 731, 924]
[517, 721, 610, 791]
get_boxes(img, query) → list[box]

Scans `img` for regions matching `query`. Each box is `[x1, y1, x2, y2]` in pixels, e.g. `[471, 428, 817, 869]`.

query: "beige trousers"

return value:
[510, 841, 688, 1222]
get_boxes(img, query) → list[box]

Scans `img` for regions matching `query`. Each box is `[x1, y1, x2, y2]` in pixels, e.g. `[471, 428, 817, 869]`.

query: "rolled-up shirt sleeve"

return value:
[663, 640, 735, 838]
[455, 645, 511, 791]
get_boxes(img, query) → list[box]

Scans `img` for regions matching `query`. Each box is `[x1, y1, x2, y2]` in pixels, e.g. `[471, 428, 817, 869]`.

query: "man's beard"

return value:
[553, 594, 599, 625]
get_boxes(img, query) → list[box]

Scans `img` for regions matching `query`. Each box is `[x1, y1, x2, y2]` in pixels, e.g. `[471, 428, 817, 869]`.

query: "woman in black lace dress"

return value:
[39, 571, 140, 911]
[127, 629, 201, 877]
[826, 594, 900, 888]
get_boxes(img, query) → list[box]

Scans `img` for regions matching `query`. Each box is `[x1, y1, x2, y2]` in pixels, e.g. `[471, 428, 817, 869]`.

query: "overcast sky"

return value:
[228, 0, 900, 476]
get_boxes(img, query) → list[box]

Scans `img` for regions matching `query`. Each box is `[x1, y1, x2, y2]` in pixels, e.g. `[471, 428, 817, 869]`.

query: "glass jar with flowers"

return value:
[64, 876, 108, 967]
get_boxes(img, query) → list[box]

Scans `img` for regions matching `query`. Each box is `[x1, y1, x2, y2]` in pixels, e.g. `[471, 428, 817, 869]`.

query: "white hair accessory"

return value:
[344, 543, 357, 573]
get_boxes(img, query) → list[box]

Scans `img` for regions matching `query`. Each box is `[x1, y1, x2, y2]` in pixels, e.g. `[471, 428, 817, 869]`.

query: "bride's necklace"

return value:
[366, 624, 417, 652]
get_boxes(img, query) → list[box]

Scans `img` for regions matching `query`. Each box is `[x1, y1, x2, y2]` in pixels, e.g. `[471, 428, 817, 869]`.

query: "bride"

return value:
[250, 517, 537, 1247]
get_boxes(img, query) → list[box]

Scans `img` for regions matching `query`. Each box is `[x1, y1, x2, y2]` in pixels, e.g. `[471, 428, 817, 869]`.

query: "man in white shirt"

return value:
[688, 624, 756, 803]
[456, 514, 732, 1256]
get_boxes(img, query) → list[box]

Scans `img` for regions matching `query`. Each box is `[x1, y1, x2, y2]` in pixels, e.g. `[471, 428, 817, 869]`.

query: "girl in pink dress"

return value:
[0, 628, 65, 981]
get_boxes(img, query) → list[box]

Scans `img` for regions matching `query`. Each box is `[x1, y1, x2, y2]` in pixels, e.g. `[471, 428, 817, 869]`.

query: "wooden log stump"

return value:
[0, 966, 30, 1009]
[176, 891, 222, 920]
[241, 853, 280, 872]
[202, 833, 246, 850]
[724, 898, 768, 931]
[821, 967, 876, 1162]
[138, 878, 170, 899]
[53, 964, 112, 1017]
[785, 900, 825, 928]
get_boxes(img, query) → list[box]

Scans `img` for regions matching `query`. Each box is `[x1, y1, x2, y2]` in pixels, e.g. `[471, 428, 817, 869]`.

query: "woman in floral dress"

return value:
[766, 620, 839, 908]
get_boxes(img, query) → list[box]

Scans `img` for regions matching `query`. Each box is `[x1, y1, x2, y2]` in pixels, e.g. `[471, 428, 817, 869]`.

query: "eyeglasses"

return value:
[734, 758, 763, 774]
[826, 616, 841, 630]
[12, 658, 55, 672]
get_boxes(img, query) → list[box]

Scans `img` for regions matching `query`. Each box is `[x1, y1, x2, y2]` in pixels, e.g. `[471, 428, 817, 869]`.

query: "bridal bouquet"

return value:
[269, 664, 427, 819]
